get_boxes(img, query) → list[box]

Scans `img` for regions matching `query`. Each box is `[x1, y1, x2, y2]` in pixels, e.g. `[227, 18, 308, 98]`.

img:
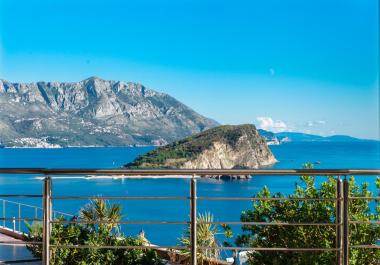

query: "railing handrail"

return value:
[0, 169, 379, 265]
[0, 168, 379, 175]
[0, 198, 74, 233]
[0, 198, 74, 217]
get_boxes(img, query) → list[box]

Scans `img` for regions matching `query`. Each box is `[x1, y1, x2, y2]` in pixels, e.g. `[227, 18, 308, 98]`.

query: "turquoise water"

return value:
[0, 142, 379, 254]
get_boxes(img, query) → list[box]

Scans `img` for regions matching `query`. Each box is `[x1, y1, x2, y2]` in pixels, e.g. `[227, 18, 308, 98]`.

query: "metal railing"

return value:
[0, 168, 379, 265]
[0, 198, 73, 233]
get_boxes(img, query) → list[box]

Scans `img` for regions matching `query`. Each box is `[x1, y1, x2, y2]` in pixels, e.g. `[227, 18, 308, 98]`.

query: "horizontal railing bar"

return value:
[0, 241, 42, 245]
[0, 195, 42, 198]
[0, 168, 379, 176]
[50, 245, 188, 250]
[0, 199, 43, 209]
[0, 168, 46, 174]
[52, 196, 342, 201]
[349, 197, 380, 200]
[53, 211, 74, 217]
[199, 246, 341, 252]
[0, 259, 42, 264]
[50, 245, 340, 252]
[198, 197, 339, 201]
[51, 220, 189, 225]
[350, 245, 380, 249]
[79, 176, 193, 179]
[48, 220, 339, 226]
[0, 218, 42, 221]
[199, 221, 339, 226]
[12, 244, 377, 250]
[0, 199, 73, 217]
[52, 196, 189, 200]
[0, 243, 343, 252]
[349, 221, 380, 224]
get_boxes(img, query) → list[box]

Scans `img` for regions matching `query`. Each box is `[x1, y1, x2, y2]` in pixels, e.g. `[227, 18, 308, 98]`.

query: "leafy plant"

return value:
[24, 199, 163, 265]
[177, 212, 232, 265]
[229, 170, 380, 265]
[24, 221, 43, 257]
[80, 198, 122, 234]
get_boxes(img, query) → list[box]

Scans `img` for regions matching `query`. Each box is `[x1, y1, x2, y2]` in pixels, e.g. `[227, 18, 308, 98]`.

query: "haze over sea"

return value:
[0, 141, 379, 248]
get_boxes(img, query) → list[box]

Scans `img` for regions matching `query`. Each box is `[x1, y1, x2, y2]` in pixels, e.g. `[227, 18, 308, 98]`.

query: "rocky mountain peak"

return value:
[0, 77, 219, 147]
[85, 76, 104, 82]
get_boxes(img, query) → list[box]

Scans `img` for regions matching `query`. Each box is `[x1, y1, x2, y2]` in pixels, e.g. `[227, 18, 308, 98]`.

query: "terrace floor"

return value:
[0, 233, 41, 265]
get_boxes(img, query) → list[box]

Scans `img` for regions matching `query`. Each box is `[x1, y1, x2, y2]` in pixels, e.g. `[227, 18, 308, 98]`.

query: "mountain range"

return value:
[0, 76, 374, 148]
[0, 77, 218, 147]
[258, 129, 377, 144]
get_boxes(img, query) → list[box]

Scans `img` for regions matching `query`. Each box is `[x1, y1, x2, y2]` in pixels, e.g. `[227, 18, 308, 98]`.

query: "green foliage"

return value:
[232, 174, 380, 265]
[24, 221, 43, 257]
[125, 124, 260, 168]
[178, 212, 232, 265]
[24, 199, 163, 265]
[128, 145, 195, 168]
[80, 198, 122, 234]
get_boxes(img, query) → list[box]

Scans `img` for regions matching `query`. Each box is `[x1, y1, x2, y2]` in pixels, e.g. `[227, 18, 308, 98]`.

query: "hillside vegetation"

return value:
[125, 124, 276, 169]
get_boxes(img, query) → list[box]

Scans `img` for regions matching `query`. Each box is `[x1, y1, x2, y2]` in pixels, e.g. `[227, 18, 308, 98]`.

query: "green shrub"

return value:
[24, 199, 163, 265]
[177, 212, 232, 265]
[230, 172, 380, 265]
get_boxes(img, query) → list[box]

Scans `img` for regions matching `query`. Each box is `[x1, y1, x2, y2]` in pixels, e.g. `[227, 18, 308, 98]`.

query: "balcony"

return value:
[0, 168, 379, 265]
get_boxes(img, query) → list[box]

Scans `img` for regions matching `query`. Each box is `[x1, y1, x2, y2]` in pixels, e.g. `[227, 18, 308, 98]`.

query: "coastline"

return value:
[2, 144, 160, 149]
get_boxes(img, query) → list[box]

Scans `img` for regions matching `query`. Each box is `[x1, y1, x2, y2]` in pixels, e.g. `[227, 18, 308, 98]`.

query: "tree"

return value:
[177, 212, 232, 265]
[233, 171, 380, 265]
[80, 198, 122, 234]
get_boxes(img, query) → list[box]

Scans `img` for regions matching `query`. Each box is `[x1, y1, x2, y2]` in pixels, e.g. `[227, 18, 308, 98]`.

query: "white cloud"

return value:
[306, 120, 326, 127]
[256, 117, 288, 132]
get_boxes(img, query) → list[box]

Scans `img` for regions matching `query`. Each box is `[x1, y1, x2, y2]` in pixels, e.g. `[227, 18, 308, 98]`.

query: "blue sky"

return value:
[0, 0, 379, 139]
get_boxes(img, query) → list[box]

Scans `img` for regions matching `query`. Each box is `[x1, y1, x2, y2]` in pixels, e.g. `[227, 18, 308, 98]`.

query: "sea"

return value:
[0, 141, 379, 260]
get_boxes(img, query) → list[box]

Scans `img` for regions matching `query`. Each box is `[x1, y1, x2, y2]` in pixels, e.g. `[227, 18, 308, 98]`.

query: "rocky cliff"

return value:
[0, 77, 218, 147]
[125, 124, 277, 171]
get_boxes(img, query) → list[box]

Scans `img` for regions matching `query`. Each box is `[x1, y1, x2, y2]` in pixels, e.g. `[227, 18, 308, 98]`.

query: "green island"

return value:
[124, 124, 277, 170]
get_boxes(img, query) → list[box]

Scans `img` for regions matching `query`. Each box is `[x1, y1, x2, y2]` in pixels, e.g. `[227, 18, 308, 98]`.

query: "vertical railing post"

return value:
[2, 200, 5, 227]
[190, 175, 197, 265]
[43, 176, 52, 265]
[336, 177, 343, 265]
[18, 204, 21, 231]
[343, 177, 349, 265]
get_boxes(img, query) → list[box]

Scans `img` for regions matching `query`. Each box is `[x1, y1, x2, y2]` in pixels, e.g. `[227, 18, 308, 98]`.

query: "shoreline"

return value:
[2, 140, 378, 150]
[2, 145, 158, 149]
